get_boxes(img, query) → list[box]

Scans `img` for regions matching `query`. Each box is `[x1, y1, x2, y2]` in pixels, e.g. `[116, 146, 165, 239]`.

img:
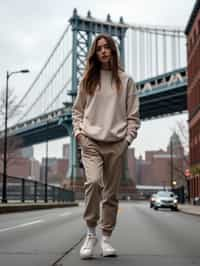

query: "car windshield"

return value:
[157, 191, 175, 197]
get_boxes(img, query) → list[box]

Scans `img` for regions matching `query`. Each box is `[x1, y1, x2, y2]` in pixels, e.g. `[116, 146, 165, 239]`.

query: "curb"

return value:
[0, 202, 79, 214]
[179, 208, 200, 217]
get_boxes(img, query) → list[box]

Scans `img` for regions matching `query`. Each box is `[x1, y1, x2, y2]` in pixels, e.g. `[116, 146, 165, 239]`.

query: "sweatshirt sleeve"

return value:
[72, 83, 87, 137]
[125, 78, 140, 144]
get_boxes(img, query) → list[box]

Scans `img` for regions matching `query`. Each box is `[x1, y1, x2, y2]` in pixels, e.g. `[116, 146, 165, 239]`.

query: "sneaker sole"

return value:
[80, 255, 94, 260]
[102, 251, 117, 257]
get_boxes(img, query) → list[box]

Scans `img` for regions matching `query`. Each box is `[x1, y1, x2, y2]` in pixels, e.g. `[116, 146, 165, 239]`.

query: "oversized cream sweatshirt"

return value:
[72, 70, 140, 144]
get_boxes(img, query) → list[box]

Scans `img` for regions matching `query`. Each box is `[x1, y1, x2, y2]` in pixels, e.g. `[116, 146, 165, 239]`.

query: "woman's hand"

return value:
[76, 133, 87, 146]
[76, 133, 83, 143]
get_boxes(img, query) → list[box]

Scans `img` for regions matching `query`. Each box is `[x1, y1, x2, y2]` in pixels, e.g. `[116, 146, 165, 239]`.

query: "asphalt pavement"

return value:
[0, 200, 200, 216]
[0, 201, 200, 266]
[57, 201, 200, 266]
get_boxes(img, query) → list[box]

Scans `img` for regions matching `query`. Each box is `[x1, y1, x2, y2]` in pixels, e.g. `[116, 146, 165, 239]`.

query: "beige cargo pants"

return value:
[80, 135, 128, 236]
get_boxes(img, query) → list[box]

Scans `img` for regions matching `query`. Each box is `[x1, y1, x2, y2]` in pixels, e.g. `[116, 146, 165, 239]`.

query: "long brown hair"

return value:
[81, 34, 122, 95]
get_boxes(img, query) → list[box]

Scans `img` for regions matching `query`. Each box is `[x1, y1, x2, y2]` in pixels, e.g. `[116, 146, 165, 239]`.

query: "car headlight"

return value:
[156, 198, 161, 203]
[173, 199, 178, 203]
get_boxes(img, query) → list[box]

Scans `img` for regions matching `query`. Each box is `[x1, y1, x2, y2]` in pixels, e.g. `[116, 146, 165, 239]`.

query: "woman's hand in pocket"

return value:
[76, 134, 87, 146]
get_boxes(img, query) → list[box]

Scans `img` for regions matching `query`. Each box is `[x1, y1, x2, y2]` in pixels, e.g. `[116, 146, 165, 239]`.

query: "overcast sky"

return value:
[0, 0, 196, 160]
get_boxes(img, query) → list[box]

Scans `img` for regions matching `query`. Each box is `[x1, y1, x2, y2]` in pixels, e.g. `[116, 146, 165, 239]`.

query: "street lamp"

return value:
[44, 121, 49, 203]
[172, 180, 177, 187]
[170, 137, 174, 190]
[2, 69, 30, 203]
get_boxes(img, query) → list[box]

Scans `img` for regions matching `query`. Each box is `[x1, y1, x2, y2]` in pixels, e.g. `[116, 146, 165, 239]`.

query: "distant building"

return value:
[0, 145, 40, 181]
[40, 157, 68, 186]
[135, 133, 187, 188]
[185, 0, 200, 201]
[136, 149, 171, 187]
[20, 146, 34, 159]
[127, 147, 137, 185]
[5, 157, 40, 181]
[63, 144, 69, 159]
[30, 159, 40, 181]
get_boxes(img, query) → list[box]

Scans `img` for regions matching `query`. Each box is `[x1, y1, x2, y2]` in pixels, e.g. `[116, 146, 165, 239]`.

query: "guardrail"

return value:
[0, 174, 74, 203]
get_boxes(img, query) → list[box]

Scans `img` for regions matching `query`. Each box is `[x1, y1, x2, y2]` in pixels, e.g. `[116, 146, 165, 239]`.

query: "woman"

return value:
[72, 33, 140, 259]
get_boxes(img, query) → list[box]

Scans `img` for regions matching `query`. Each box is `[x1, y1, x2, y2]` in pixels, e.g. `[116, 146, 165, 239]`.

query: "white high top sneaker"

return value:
[80, 234, 98, 259]
[101, 235, 117, 257]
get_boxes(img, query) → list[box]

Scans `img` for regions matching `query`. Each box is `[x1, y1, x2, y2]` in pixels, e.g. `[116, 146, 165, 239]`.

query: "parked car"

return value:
[153, 191, 178, 211]
[193, 197, 200, 205]
[150, 193, 157, 208]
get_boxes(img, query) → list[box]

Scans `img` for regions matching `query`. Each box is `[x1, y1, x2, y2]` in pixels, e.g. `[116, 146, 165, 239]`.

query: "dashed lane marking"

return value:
[59, 212, 72, 217]
[0, 220, 44, 233]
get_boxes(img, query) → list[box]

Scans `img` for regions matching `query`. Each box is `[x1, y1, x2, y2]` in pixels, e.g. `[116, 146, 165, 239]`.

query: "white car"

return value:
[154, 191, 178, 211]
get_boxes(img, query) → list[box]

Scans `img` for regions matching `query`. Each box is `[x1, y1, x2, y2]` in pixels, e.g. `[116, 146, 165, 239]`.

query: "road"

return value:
[0, 202, 200, 266]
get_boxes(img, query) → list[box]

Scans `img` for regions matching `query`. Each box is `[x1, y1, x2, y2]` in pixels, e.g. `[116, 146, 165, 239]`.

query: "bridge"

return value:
[6, 67, 187, 146]
[1, 9, 187, 193]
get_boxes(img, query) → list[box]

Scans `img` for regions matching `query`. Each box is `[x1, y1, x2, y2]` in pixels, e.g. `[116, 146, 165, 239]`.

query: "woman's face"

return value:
[96, 38, 112, 69]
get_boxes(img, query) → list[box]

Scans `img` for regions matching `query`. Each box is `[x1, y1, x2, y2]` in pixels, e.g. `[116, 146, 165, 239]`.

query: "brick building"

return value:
[40, 157, 68, 186]
[0, 146, 40, 180]
[185, 0, 200, 200]
[136, 133, 187, 189]
[139, 150, 171, 187]
[127, 147, 137, 184]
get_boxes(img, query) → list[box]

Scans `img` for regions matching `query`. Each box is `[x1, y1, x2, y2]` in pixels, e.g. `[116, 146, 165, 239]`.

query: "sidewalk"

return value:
[178, 203, 200, 216]
[0, 201, 78, 214]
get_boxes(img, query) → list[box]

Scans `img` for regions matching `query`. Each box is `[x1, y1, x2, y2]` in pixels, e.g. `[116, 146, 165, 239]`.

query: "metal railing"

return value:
[0, 174, 74, 203]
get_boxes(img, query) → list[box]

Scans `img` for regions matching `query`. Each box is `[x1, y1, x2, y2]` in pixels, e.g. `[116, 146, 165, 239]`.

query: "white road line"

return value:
[0, 211, 73, 231]
[0, 220, 44, 233]
[59, 212, 71, 217]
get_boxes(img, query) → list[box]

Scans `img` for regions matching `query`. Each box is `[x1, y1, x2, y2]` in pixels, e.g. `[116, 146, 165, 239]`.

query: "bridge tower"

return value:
[64, 9, 130, 193]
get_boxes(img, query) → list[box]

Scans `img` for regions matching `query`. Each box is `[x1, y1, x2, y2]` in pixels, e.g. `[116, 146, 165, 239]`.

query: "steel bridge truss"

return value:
[68, 9, 128, 98]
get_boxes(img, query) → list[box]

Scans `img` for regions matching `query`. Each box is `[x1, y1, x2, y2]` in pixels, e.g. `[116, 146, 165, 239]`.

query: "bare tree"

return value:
[0, 87, 22, 129]
[0, 87, 23, 170]
[169, 119, 189, 187]
[175, 119, 189, 156]
[0, 136, 23, 166]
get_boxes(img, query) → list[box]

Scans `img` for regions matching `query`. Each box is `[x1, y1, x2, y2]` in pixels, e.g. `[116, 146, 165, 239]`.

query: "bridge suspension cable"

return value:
[13, 24, 72, 124]
[125, 23, 186, 81]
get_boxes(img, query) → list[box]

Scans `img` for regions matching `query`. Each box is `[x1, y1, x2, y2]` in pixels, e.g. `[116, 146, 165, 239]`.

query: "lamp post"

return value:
[44, 121, 48, 203]
[170, 138, 174, 190]
[2, 69, 30, 203]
